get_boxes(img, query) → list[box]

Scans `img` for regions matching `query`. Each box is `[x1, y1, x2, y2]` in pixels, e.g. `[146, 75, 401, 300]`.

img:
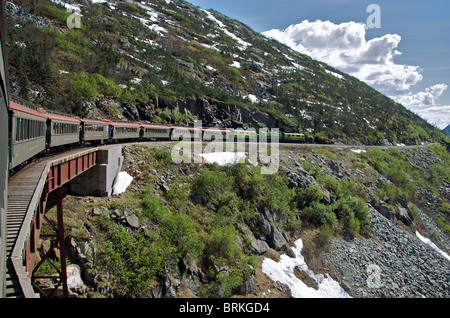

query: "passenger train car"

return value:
[80, 118, 109, 144]
[9, 96, 47, 169]
[7, 94, 306, 173]
[1, 0, 9, 298]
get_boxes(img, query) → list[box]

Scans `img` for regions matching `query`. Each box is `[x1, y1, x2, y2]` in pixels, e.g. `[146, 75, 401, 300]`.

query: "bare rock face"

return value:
[155, 96, 284, 130]
[322, 205, 450, 298]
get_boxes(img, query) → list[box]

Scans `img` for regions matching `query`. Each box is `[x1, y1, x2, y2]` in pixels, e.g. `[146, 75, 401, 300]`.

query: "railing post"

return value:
[55, 187, 68, 298]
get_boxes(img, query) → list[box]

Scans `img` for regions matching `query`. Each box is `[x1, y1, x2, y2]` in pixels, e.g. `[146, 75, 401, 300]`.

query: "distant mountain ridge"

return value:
[6, 0, 449, 145]
[444, 125, 450, 136]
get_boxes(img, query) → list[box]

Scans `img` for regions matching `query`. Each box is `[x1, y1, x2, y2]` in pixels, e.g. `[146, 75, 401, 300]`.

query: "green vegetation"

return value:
[191, 163, 296, 224]
[95, 220, 165, 296]
[45, 141, 448, 297]
[87, 149, 303, 297]
[334, 196, 369, 235]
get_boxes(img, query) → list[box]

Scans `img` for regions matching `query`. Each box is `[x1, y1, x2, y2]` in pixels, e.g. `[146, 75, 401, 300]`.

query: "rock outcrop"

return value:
[155, 96, 293, 131]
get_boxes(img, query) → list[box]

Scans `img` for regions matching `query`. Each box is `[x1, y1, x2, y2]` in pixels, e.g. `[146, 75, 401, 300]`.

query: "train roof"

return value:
[108, 121, 141, 127]
[140, 123, 171, 129]
[171, 125, 232, 131]
[45, 112, 81, 123]
[80, 118, 110, 124]
[9, 101, 47, 119]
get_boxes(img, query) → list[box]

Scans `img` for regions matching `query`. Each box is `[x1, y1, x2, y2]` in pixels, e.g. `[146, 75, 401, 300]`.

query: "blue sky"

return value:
[187, 0, 450, 128]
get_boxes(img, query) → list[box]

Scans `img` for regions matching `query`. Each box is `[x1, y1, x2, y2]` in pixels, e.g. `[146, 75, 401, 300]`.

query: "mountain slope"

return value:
[444, 125, 450, 136]
[6, 0, 449, 145]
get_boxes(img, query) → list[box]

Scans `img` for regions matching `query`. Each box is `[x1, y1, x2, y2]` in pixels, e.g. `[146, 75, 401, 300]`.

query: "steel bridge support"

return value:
[19, 150, 97, 297]
[7, 145, 123, 298]
[31, 187, 68, 298]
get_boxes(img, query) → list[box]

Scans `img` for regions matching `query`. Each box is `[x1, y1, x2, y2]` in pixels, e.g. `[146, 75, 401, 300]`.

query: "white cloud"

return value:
[263, 20, 449, 129]
[262, 20, 424, 95]
[409, 104, 450, 129]
[397, 84, 448, 107]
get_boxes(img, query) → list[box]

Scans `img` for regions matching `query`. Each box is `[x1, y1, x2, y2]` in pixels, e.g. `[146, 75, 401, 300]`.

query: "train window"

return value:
[115, 126, 138, 133]
[85, 124, 105, 132]
[145, 128, 167, 134]
[15, 118, 45, 141]
[15, 118, 20, 141]
[53, 122, 78, 135]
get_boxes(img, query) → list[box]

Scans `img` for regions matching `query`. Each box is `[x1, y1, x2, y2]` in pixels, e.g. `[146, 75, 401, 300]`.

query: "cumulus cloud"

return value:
[262, 20, 424, 95]
[262, 20, 449, 128]
[397, 84, 448, 107]
[400, 84, 449, 129]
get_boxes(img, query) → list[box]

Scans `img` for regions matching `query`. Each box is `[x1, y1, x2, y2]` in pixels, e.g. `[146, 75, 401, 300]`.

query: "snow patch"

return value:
[200, 152, 246, 166]
[262, 239, 351, 298]
[131, 77, 142, 84]
[201, 9, 251, 50]
[245, 94, 259, 103]
[230, 61, 241, 69]
[324, 69, 345, 80]
[51, 0, 81, 13]
[112, 172, 133, 195]
[416, 231, 450, 261]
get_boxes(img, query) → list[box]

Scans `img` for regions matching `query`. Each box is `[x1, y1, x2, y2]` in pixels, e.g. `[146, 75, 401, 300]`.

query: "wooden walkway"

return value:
[6, 160, 47, 297]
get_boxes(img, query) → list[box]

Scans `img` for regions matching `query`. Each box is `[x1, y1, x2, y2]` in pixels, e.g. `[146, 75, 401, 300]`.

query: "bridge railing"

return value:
[10, 148, 98, 297]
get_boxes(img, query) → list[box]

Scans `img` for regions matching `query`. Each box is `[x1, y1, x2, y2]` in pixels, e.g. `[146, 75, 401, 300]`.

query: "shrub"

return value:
[94, 224, 165, 296]
[167, 183, 191, 211]
[320, 175, 342, 197]
[317, 224, 334, 247]
[303, 201, 337, 227]
[141, 194, 204, 263]
[149, 147, 173, 167]
[237, 165, 295, 216]
[207, 225, 240, 261]
[297, 183, 323, 208]
[70, 73, 98, 101]
[263, 174, 296, 215]
[213, 270, 244, 298]
[34, 0, 71, 23]
[192, 167, 236, 213]
[334, 196, 369, 235]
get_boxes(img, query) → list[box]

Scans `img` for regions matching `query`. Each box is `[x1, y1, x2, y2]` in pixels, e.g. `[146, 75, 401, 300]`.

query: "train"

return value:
[8, 94, 306, 172]
[1, 0, 9, 298]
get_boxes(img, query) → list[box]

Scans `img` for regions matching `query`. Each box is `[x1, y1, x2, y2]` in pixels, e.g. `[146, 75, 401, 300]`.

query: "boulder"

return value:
[251, 239, 270, 255]
[258, 213, 272, 237]
[235, 276, 257, 295]
[125, 214, 140, 229]
[376, 204, 396, 223]
[271, 226, 287, 250]
[397, 205, 414, 227]
[67, 264, 86, 296]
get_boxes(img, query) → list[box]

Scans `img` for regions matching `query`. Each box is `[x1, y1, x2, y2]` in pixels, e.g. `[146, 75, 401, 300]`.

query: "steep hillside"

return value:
[444, 125, 450, 136]
[41, 142, 450, 298]
[5, 0, 449, 145]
